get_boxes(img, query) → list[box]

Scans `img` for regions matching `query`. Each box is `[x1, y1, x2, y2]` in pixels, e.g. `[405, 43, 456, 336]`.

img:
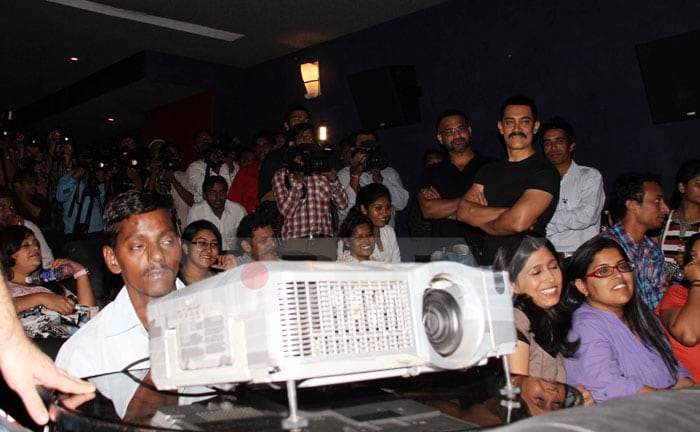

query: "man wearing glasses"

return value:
[418, 109, 492, 258]
[458, 96, 560, 264]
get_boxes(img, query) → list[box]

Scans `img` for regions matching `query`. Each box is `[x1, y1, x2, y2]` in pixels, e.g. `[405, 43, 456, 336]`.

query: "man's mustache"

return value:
[508, 132, 527, 139]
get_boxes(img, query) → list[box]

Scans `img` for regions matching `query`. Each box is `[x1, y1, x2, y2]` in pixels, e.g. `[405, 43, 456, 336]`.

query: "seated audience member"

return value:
[656, 233, 700, 381]
[562, 237, 693, 402]
[338, 212, 375, 262]
[145, 142, 194, 231]
[602, 172, 670, 310]
[659, 160, 700, 283]
[0, 225, 96, 341]
[340, 183, 401, 263]
[12, 168, 51, 227]
[0, 276, 95, 427]
[492, 236, 576, 384]
[179, 220, 236, 285]
[235, 213, 279, 263]
[56, 190, 183, 378]
[0, 187, 53, 266]
[187, 176, 247, 252]
[541, 117, 605, 258]
[336, 129, 408, 228]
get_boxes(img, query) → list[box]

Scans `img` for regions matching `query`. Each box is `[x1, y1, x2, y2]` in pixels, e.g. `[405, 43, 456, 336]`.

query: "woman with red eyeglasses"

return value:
[562, 237, 694, 402]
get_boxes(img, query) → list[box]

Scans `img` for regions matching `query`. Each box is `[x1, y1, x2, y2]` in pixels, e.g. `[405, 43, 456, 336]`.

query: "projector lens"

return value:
[423, 288, 462, 356]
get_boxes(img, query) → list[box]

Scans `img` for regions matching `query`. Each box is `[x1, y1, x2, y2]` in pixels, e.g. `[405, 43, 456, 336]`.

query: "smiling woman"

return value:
[0, 225, 96, 343]
[493, 235, 579, 385]
[562, 236, 694, 402]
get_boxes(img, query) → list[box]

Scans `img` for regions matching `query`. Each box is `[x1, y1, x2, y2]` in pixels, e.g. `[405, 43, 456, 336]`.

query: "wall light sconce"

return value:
[300, 61, 321, 99]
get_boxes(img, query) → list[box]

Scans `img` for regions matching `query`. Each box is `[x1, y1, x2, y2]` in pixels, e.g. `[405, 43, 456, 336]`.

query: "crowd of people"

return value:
[0, 95, 699, 427]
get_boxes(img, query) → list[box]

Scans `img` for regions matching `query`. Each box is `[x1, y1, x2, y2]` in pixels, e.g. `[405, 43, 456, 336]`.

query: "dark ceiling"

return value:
[0, 0, 447, 145]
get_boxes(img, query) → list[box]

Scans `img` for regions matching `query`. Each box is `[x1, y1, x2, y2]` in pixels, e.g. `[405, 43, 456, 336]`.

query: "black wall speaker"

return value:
[636, 31, 700, 124]
[348, 65, 421, 129]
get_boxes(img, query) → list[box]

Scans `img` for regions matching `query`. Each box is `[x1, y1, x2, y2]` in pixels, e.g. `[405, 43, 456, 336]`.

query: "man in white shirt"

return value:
[542, 117, 605, 257]
[336, 129, 408, 228]
[185, 129, 235, 203]
[56, 190, 183, 380]
[187, 176, 247, 252]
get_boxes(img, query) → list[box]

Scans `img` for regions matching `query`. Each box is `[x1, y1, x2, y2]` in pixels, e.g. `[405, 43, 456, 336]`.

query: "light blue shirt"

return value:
[55, 171, 106, 234]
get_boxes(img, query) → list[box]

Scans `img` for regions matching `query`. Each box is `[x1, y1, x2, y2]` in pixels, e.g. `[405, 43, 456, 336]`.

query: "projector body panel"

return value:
[148, 261, 515, 390]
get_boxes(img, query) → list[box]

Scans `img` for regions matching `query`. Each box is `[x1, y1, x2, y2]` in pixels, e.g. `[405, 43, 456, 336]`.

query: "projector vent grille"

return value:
[277, 279, 414, 358]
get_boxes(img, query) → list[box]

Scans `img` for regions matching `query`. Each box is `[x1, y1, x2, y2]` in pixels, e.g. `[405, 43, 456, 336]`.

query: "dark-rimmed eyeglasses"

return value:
[583, 262, 635, 278]
[192, 240, 220, 250]
[439, 125, 468, 136]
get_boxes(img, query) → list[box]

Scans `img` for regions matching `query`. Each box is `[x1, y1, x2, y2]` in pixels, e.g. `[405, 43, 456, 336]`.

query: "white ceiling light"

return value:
[47, 0, 245, 42]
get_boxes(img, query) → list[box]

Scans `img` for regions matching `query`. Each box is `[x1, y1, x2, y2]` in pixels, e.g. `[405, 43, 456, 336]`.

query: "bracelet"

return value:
[689, 279, 700, 286]
[73, 268, 90, 279]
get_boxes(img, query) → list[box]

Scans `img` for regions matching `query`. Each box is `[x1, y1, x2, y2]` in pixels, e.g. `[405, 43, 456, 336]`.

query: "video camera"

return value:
[284, 143, 333, 176]
[353, 140, 388, 171]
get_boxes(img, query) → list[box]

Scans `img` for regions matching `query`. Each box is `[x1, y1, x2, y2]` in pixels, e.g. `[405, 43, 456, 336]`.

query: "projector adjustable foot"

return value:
[281, 380, 308, 431]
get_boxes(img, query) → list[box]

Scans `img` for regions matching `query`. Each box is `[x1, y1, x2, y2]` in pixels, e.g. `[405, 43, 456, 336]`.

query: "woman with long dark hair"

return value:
[562, 236, 693, 401]
[493, 235, 578, 383]
[0, 225, 95, 314]
[659, 160, 700, 282]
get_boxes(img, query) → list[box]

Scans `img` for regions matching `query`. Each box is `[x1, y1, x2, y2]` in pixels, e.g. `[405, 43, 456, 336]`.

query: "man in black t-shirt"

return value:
[418, 109, 492, 257]
[458, 96, 559, 264]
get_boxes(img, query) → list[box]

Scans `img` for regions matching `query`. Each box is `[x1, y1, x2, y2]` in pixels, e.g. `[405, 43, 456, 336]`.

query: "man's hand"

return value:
[321, 169, 338, 183]
[420, 187, 441, 201]
[1, 337, 95, 425]
[464, 186, 488, 206]
[370, 169, 383, 184]
[40, 293, 76, 315]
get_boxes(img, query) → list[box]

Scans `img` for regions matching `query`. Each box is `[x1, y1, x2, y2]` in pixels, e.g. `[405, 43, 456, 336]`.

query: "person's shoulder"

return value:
[573, 161, 603, 178]
[658, 284, 688, 311]
[225, 200, 247, 213]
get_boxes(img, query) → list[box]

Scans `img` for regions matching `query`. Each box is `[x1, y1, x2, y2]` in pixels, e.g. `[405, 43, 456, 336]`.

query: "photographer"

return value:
[145, 142, 193, 230]
[54, 150, 106, 239]
[107, 150, 146, 199]
[185, 129, 234, 203]
[337, 129, 408, 229]
[272, 123, 347, 260]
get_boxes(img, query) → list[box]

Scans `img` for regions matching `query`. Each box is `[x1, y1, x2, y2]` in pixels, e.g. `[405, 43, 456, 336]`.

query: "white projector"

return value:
[148, 261, 516, 391]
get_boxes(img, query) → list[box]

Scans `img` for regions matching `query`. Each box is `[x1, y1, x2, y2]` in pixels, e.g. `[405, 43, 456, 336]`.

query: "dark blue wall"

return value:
[216, 0, 700, 234]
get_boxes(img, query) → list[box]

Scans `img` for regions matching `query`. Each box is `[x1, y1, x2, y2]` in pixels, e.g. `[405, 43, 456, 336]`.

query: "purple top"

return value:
[565, 302, 689, 402]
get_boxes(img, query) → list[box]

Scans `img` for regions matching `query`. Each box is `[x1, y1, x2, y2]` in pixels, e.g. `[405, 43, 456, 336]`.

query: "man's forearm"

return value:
[419, 197, 460, 220]
[457, 200, 506, 228]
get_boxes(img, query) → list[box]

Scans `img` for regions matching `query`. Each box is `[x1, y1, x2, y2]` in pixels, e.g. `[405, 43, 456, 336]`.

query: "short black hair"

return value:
[202, 175, 229, 195]
[102, 190, 177, 249]
[500, 95, 538, 120]
[0, 186, 12, 199]
[611, 172, 662, 220]
[539, 116, 576, 145]
[285, 105, 310, 123]
[435, 109, 469, 133]
[338, 210, 373, 239]
[236, 213, 274, 249]
[349, 128, 378, 146]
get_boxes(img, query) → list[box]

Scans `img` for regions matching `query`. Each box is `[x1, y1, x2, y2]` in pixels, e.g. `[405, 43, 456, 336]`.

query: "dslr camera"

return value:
[354, 140, 388, 171]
